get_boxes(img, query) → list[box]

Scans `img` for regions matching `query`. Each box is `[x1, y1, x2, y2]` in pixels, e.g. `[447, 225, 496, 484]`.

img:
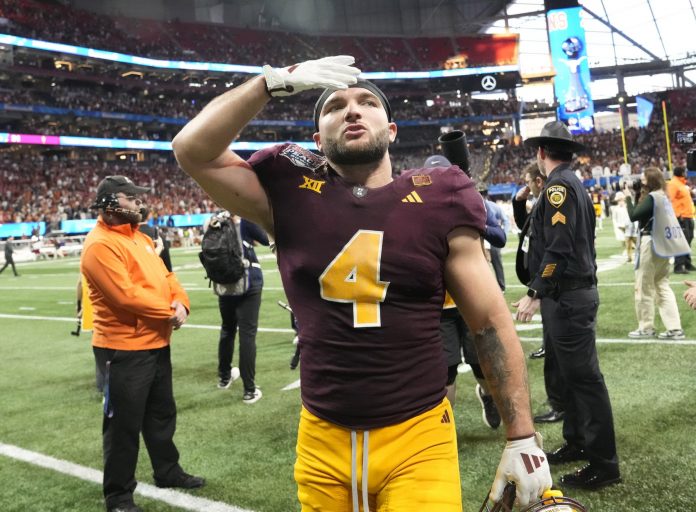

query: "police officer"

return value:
[512, 162, 565, 424]
[514, 121, 620, 490]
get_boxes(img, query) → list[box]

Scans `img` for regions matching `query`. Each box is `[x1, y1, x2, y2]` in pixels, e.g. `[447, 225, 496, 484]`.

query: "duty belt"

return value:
[557, 277, 595, 292]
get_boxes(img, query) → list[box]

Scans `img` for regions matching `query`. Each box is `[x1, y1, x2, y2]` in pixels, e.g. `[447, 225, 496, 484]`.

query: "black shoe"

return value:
[155, 472, 206, 489]
[546, 443, 586, 465]
[534, 409, 564, 423]
[107, 504, 143, 512]
[475, 384, 501, 429]
[560, 463, 621, 490]
[674, 266, 689, 274]
[529, 347, 545, 359]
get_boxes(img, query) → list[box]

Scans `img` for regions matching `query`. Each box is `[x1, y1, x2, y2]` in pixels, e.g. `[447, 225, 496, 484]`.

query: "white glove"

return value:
[490, 432, 552, 508]
[262, 55, 361, 97]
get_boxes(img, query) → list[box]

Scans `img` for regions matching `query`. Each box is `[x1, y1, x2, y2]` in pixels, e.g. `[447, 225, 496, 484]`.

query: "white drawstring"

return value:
[362, 431, 370, 512]
[351, 431, 359, 512]
[351, 430, 370, 512]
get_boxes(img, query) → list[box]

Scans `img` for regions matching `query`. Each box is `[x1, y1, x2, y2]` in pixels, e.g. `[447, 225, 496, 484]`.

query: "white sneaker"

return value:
[243, 387, 262, 404]
[217, 367, 241, 389]
[628, 328, 656, 339]
[658, 329, 685, 340]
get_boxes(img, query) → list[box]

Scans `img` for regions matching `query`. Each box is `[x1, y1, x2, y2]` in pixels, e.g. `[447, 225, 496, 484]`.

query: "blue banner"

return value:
[0, 222, 45, 239]
[547, 7, 595, 133]
[636, 96, 655, 128]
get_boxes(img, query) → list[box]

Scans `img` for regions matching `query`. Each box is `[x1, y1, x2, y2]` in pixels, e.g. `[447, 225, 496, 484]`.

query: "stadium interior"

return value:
[1, 0, 696, 511]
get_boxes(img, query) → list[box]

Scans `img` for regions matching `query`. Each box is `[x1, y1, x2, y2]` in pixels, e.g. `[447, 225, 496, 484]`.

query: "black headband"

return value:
[313, 79, 392, 130]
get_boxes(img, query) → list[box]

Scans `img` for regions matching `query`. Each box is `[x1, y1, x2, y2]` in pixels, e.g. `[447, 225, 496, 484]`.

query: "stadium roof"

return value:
[484, 0, 696, 84]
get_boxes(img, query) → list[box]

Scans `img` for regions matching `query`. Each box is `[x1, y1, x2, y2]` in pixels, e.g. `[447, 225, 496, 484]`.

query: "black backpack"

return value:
[199, 216, 246, 284]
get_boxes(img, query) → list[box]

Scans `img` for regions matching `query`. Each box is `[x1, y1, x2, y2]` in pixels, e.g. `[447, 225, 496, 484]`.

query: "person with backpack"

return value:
[201, 212, 269, 403]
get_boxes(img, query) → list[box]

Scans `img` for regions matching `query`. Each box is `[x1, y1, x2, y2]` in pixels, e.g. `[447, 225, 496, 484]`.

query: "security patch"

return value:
[280, 145, 325, 171]
[551, 211, 566, 225]
[546, 185, 567, 208]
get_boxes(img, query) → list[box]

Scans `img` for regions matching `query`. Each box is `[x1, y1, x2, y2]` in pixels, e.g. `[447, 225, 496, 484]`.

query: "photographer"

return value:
[625, 167, 687, 340]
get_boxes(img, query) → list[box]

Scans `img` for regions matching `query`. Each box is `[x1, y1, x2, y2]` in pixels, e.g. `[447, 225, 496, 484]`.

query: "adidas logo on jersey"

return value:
[401, 191, 423, 203]
[441, 410, 451, 423]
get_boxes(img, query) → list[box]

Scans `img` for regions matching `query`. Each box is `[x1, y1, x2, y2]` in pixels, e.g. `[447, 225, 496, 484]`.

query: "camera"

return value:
[674, 131, 696, 171]
[438, 130, 471, 176]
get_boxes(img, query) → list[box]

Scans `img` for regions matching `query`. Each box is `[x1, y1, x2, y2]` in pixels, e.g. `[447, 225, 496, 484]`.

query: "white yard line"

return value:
[0, 313, 293, 333]
[0, 443, 254, 512]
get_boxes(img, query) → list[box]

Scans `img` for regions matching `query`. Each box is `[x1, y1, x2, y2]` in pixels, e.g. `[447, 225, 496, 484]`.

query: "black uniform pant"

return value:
[94, 346, 183, 508]
[674, 217, 694, 270]
[489, 246, 505, 291]
[218, 287, 262, 393]
[541, 333, 565, 413]
[0, 255, 18, 276]
[541, 287, 618, 469]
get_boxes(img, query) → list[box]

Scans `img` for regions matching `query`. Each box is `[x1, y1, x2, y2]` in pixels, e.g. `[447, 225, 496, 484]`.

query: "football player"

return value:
[173, 56, 551, 510]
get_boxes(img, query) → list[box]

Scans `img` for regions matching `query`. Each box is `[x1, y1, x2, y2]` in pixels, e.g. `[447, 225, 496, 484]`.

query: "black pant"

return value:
[541, 329, 564, 412]
[94, 346, 184, 508]
[674, 217, 694, 270]
[541, 287, 618, 469]
[0, 255, 18, 276]
[489, 246, 505, 291]
[218, 287, 262, 393]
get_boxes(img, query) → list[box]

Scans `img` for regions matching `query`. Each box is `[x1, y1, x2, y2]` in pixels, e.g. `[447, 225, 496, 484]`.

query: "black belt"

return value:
[557, 277, 595, 292]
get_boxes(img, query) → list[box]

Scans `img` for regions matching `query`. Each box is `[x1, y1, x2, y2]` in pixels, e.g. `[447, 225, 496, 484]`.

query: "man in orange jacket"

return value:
[81, 176, 204, 512]
[667, 166, 695, 274]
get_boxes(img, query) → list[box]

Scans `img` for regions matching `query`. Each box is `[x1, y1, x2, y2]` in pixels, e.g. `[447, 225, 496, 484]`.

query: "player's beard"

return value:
[322, 126, 390, 166]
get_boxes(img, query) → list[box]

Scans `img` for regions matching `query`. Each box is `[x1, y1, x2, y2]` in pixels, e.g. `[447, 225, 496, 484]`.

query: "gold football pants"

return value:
[295, 398, 462, 511]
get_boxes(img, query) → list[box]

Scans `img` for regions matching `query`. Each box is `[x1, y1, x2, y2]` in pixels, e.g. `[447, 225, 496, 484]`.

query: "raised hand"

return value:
[263, 55, 361, 97]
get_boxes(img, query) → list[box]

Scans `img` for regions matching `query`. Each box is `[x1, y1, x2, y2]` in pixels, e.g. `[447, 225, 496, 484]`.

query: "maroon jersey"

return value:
[249, 144, 486, 429]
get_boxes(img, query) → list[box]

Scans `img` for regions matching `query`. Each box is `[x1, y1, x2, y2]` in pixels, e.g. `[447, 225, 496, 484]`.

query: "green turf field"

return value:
[1, 220, 694, 511]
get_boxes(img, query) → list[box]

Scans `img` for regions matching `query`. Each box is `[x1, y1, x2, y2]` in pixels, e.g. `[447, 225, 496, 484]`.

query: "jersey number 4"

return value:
[319, 230, 390, 328]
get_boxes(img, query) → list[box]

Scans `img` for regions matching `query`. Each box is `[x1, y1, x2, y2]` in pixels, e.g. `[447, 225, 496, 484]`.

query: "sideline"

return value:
[0, 443, 254, 512]
[0, 313, 294, 333]
[1, 313, 695, 343]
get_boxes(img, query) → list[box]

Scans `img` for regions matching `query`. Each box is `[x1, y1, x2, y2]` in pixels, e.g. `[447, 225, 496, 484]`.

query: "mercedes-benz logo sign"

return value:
[481, 75, 497, 91]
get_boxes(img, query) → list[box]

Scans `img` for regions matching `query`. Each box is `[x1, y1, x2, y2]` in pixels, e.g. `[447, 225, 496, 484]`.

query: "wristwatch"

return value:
[526, 288, 538, 299]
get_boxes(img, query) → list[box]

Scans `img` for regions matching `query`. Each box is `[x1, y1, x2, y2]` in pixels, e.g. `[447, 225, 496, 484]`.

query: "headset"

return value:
[91, 193, 142, 222]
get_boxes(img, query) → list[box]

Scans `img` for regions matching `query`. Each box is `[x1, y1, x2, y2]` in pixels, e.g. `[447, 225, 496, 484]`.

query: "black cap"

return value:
[313, 79, 392, 130]
[524, 121, 585, 153]
[95, 175, 149, 198]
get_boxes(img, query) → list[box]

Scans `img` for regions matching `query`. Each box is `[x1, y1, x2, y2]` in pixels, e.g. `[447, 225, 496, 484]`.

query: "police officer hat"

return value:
[524, 121, 585, 154]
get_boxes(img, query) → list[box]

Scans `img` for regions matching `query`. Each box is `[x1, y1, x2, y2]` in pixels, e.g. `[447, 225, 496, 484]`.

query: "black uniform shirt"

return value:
[528, 163, 597, 298]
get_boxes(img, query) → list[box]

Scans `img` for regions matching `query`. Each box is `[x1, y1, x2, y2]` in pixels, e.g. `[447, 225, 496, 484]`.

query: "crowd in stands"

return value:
[0, 75, 522, 124]
[0, 0, 516, 71]
[0, 151, 217, 228]
[0, 0, 694, 229]
[3, 102, 694, 229]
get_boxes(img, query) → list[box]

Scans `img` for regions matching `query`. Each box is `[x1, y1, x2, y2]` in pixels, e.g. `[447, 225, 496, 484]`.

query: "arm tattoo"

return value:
[473, 326, 521, 425]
